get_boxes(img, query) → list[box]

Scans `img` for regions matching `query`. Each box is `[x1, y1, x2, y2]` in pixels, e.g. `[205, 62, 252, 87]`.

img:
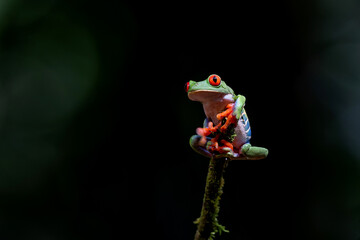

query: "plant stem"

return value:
[194, 157, 228, 240]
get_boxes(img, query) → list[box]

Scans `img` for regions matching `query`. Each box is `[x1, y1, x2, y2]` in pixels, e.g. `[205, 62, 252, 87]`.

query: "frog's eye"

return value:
[185, 82, 190, 92]
[209, 74, 221, 86]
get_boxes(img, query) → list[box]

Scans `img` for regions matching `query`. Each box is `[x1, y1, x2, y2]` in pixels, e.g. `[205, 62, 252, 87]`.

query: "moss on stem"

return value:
[194, 157, 229, 240]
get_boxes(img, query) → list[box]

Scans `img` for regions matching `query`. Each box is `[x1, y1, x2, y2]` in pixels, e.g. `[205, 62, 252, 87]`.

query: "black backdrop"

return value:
[0, 0, 359, 239]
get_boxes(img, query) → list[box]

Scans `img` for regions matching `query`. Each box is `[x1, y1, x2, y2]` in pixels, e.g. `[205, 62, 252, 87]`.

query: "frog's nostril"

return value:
[185, 82, 190, 92]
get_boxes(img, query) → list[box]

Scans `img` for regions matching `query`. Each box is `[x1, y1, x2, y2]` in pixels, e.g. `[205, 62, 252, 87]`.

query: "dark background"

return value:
[0, 0, 359, 239]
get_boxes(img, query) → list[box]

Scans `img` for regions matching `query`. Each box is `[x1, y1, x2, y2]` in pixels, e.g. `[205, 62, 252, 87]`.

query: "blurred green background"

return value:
[0, 0, 359, 239]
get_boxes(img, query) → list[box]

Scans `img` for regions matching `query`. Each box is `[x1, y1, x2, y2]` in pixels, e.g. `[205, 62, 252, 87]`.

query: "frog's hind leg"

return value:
[189, 135, 213, 158]
[240, 143, 268, 160]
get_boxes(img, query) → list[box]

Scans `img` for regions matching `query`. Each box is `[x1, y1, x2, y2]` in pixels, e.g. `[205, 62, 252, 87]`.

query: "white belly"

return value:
[232, 119, 248, 150]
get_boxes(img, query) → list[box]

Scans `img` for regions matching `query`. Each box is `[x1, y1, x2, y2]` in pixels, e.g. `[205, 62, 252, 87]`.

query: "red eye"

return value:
[185, 82, 190, 92]
[208, 74, 221, 86]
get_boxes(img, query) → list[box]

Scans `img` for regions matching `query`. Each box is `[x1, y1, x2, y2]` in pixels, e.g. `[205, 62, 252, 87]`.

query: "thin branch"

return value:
[194, 157, 229, 240]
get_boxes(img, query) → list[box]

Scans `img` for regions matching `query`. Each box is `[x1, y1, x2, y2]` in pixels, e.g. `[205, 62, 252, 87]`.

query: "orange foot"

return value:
[196, 121, 222, 146]
[216, 103, 234, 120]
[207, 134, 220, 152]
[207, 137, 234, 155]
[216, 103, 237, 133]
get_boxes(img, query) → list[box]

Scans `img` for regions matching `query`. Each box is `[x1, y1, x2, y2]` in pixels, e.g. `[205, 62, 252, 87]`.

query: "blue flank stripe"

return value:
[240, 109, 252, 140]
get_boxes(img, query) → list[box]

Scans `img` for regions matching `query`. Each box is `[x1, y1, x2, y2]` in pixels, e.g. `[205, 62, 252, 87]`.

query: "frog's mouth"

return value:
[188, 90, 232, 103]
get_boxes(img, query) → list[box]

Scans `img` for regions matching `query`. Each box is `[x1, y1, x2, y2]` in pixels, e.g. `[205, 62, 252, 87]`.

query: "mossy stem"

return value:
[194, 157, 228, 240]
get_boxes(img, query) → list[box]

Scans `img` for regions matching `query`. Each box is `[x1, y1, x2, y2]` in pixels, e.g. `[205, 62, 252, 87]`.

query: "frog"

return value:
[185, 74, 268, 160]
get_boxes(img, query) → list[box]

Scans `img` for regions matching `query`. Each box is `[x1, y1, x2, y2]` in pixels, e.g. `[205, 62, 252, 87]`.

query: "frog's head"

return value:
[185, 74, 235, 103]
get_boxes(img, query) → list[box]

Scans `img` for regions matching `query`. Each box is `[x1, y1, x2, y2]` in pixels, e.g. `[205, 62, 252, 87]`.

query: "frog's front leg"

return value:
[233, 94, 246, 120]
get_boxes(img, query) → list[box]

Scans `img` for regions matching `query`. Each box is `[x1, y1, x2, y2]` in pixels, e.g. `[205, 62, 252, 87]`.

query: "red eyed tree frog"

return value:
[185, 74, 268, 160]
